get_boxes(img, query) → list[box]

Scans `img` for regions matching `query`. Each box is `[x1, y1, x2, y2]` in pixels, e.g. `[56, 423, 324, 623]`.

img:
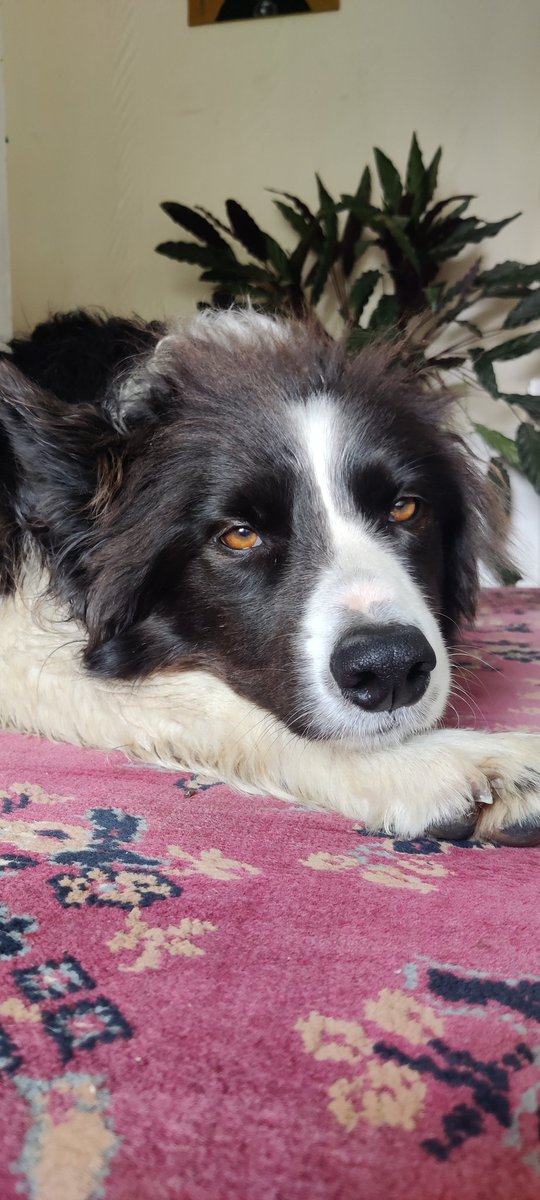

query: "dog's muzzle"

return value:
[330, 622, 436, 713]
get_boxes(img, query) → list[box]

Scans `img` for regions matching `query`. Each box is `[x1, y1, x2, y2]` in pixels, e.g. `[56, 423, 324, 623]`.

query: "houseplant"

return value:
[156, 135, 540, 502]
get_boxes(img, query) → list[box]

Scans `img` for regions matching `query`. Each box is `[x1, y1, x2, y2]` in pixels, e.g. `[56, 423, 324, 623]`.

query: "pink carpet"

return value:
[1, 589, 539, 1200]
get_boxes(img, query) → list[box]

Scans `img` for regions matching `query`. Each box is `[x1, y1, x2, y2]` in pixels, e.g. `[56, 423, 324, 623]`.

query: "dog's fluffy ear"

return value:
[0, 359, 132, 596]
[0, 357, 120, 481]
[83, 612, 191, 679]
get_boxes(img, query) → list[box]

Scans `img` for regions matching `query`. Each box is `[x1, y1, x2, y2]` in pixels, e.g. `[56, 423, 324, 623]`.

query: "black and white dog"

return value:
[1, 308, 539, 843]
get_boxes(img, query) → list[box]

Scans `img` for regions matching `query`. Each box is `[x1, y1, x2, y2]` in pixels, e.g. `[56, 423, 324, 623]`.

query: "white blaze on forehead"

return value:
[297, 394, 343, 523]
[293, 394, 451, 744]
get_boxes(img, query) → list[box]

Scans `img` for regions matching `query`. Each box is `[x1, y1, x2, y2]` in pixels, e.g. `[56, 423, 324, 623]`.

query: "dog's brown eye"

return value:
[389, 497, 419, 523]
[220, 526, 261, 551]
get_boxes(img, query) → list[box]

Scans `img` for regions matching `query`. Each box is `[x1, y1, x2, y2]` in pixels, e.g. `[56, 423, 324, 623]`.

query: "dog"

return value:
[0, 307, 539, 844]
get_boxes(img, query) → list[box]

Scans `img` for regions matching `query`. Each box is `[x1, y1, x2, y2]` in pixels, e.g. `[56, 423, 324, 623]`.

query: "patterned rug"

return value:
[1, 589, 539, 1200]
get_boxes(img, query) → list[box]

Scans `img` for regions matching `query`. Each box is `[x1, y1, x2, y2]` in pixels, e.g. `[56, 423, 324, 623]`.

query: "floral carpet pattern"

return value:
[0, 589, 539, 1200]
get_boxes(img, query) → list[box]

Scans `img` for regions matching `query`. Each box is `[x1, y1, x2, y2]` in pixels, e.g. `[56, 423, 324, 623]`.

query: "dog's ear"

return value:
[0, 358, 136, 599]
[0, 357, 122, 491]
[83, 612, 191, 679]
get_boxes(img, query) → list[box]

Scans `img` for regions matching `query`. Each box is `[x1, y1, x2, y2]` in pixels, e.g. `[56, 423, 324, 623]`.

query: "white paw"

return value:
[380, 730, 540, 845]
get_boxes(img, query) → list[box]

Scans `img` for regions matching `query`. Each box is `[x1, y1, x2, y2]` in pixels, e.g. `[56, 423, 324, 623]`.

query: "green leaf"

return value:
[369, 293, 401, 330]
[517, 423, 540, 494]
[194, 205, 234, 237]
[309, 237, 338, 306]
[471, 350, 500, 398]
[503, 288, 540, 329]
[308, 175, 339, 305]
[348, 270, 381, 319]
[478, 260, 540, 290]
[316, 174, 338, 237]
[225, 200, 269, 262]
[273, 200, 310, 237]
[425, 146, 442, 204]
[340, 167, 372, 277]
[511, 395, 540, 418]
[474, 424, 520, 469]
[155, 240, 227, 268]
[405, 133, 429, 218]
[374, 148, 403, 210]
[265, 235, 291, 280]
[377, 214, 421, 273]
[267, 188, 318, 226]
[423, 284, 444, 310]
[489, 331, 540, 362]
[423, 194, 474, 227]
[160, 202, 232, 253]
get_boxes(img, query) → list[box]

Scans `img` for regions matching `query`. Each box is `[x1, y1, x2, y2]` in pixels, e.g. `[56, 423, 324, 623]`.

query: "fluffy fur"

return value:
[1, 308, 539, 843]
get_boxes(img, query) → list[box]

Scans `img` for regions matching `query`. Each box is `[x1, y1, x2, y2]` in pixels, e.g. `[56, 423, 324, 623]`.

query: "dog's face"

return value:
[0, 311, 494, 749]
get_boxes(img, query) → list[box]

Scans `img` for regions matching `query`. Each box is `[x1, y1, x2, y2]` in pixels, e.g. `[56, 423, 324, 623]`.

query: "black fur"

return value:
[0, 310, 502, 736]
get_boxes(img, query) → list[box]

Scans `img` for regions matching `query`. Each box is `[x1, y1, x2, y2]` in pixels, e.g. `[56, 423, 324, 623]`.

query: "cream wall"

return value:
[2, 0, 539, 328]
[0, 0, 539, 578]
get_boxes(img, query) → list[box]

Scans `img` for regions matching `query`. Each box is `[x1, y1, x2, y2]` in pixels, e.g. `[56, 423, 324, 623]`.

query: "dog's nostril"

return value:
[330, 623, 436, 714]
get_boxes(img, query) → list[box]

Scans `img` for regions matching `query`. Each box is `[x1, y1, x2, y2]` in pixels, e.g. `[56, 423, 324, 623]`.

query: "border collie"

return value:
[1, 308, 539, 844]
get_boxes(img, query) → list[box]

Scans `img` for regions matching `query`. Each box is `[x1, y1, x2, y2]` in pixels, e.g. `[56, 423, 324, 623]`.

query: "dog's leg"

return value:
[2, 590, 540, 843]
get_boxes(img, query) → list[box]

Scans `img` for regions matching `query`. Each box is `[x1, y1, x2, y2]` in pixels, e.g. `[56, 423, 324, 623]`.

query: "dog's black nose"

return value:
[330, 623, 436, 712]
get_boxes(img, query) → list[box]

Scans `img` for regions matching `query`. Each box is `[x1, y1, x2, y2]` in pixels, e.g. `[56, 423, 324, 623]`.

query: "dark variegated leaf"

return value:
[341, 167, 372, 277]
[266, 189, 318, 225]
[265, 236, 291, 280]
[478, 260, 540, 290]
[289, 222, 324, 280]
[425, 146, 442, 205]
[160, 202, 232, 252]
[377, 214, 421, 272]
[456, 319, 483, 337]
[517, 422, 540, 494]
[194, 206, 235, 237]
[308, 175, 339, 305]
[428, 354, 466, 370]
[488, 330, 540, 362]
[436, 214, 520, 258]
[405, 133, 430, 218]
[510, 394, 540, 418]
[374, 148, 402, 210]
[316, 175, 338, 237]
[155, 241, 227, 268]
[369, 293, 401, 330]
[474, 424, 520, 469]
[430, 216, 484, 258]
[438, 260, 481, 320]
[348, 270, 381, 319]
[423, 284, 444, 310]
[503, 288, 540, 329]
[422, 194, 474, 228]
[273, 201, 310, 237]
[200, 262, 272, 284]
[226, 200, 269, 262]
[309, 237, 338, 306]
[471, 349, 500, 398]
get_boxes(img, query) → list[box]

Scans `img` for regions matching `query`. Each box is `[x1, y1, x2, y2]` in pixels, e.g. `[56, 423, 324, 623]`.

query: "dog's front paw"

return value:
[370, 730, 540, 844]
[418, 732, 540, 846]
[471, 734, 540, 846]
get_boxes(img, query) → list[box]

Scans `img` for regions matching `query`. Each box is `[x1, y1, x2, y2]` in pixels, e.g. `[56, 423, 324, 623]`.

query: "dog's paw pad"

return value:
[489, 820, 540, 848]
[425, 810, 479, 842]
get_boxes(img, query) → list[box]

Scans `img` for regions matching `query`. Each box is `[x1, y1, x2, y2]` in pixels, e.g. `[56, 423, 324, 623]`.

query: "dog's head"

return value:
[0, 310, 502, 748]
